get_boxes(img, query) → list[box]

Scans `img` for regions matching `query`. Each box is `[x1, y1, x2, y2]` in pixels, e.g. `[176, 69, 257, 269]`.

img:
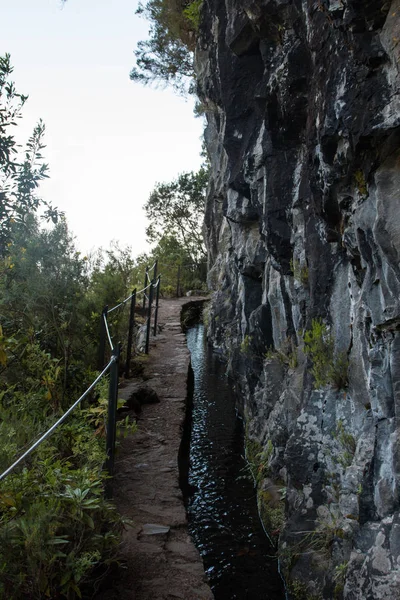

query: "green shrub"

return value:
[240, 334, 251, 355]
[258, 489, 285, 535]
[183, 0, 202, 29]
[290, 257, 309, 285]
[330, 351, 349, 390]
[354, 170, 368, 197]
[303, 319, 348, 389]
[0, 350, 127, 598]
[245, 436, 273, 484]
[265, 337, 298, 369]
[0, 461, 122, 599]
[289, 579, 322, 600]
[335, 420, 356, 469]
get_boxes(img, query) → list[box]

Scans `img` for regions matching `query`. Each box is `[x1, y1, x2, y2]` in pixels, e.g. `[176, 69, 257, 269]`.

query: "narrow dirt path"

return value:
[97, 298, 213, 600]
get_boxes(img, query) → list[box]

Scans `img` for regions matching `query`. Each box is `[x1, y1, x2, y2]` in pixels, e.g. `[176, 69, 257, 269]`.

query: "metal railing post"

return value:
[125, 289, 136, 378]
[153, 276, 161, 336]
[153, 259, 158, 282]
[142, 266, 149, 310]
[98, 305, 108, 370]
[176, 264, 181, 297]
[144, 280, 154, 354]
[105, 343, 121, 497]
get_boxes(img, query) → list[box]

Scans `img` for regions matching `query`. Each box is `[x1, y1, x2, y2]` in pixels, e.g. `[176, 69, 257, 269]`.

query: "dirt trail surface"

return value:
[97, 298, 213, 600]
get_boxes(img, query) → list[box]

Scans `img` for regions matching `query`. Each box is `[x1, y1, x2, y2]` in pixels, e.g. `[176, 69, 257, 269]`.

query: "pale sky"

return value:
[1, 0, 204, 257]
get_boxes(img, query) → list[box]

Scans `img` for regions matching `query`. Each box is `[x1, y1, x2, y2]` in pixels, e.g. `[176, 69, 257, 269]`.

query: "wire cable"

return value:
[107, 282, 153, 314]
[0, 359, 115, 482]
[103, 312, 113, 350]
[137, 282, 152, 295]
[108, 294, 131, 314]
[0, 265, 163, 483]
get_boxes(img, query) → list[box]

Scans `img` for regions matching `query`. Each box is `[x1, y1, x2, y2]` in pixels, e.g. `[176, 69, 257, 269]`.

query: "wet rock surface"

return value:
[96, 298, 213, 600]
[196, 0, 400, 597]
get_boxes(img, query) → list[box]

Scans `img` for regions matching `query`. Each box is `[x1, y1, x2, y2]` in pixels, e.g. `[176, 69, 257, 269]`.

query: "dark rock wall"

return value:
[195, 0, 400, 597]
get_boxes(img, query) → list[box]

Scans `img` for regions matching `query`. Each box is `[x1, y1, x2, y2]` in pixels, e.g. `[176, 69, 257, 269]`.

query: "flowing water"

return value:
[181, 324, 285, 600]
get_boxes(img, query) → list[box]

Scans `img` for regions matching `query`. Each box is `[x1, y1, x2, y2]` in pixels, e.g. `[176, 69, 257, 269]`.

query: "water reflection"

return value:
[184, 325, 284, 600]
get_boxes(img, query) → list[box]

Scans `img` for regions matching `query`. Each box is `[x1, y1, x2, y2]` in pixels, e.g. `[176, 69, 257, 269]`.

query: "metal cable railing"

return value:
[0, 263, 163, 492]
[107, 281, 153, 314]
[0, 358, 114, 482]
[0, 252, 204, 491]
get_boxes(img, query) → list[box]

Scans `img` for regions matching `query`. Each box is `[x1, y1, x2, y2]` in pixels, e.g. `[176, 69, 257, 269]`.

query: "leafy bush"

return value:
[183, 0, 203, 29]
[240, 334, 252, 355]
[290, 257, 309, 285]
[303, 319, 348, 390]
[0, 355, 125, 598]
[0, 460, 122, 599]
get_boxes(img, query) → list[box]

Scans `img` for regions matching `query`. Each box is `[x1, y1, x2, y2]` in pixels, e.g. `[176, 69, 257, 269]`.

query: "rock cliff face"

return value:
[195, 0, 400, 598]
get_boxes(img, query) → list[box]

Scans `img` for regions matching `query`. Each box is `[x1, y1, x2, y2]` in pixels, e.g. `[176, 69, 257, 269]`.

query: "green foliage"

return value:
[301, 508, 345, 559]
[0, 460, 122, 599]
[333, 561, 349, 598]
[85, 376, 137, 440]
[258, 489, 285, 535]
[145, 167, 208, 264]
[141, 167, 208, 294]
[130, 234, 206, 297]
[303, 319, 349, 390]
[240, 334, 252, 355]
[183, 0, 203, 29]
[245, 437, 273, 485]
[84, 241, 137, 362]
[354, 170, 368, 197]
[0, 62, 135, 597]
[289, 579, 322, 600]
[335, 421, 356, 469]
[0, 54, 61, 256]
[265, 338, 298, 369]
[0, 216, 95, 401]
[334, 561, 348, 583]
[131, 0, 198, 92]
[0, 342, 126, 598]
[290, 257, 309, 285]
[245, 434, 284, 539]
[330, 351, 350, 390]
[303, 319, 334, 388]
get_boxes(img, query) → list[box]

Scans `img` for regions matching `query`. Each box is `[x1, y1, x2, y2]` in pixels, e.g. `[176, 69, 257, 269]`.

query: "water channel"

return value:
[181, 324, 285, 600]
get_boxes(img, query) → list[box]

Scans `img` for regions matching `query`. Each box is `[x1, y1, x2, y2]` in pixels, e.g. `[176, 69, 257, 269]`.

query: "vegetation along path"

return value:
[97, 297, 213, 600]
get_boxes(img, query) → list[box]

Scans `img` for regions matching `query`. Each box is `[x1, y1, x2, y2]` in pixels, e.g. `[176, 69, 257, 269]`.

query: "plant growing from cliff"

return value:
[303, 319, 349, 389]
[290, 257, 309, 286]
[130, 0, 202, 93]
[333, 561, 348, 597]
[354, 170, 368, 198]
[258, 489, 285, 538]
[183, 0, 202, 29]
[240, 334, 252, 356]
[289, 579, 323, 600]
[304, 507, 346, 559]
[265, 337, 298, 369]
[304, 319, 333, 387]
[245, 435, 274, 483]
[329, 350, 349, 390]
[334, 420, 356, 469]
